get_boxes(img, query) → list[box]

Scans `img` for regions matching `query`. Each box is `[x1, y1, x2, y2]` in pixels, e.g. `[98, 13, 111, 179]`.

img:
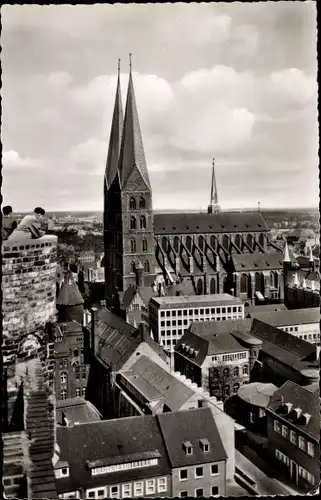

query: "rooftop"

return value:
[56, 398, 102, 426]
[232, 252, 283, 272]
[249, 308, 320, 327]
[151, 293, 242, 308]
[154, 211, 269, 235]
[245, 304, 288, 316]
[237, 382, 278, 408]
[56, 270, 84, 307]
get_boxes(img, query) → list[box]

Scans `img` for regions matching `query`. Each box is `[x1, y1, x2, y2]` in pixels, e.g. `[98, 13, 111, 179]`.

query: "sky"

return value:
[1, 2, 318, 212]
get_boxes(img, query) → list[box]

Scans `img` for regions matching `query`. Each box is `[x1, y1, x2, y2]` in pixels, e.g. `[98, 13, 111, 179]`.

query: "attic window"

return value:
[241, 263, 245, 268]
[173, 227, 176, 230]
[254, 263, 258, 267]
[233, 225, 237, 228]
[258, 224, 262, 227]
[245, 224, 249, 228]
[196, 226, 199, 229]
[220, 225, 225, 229]
[199, 439, 210, 453]
[186, 226, 190, 230]
[302, 413, 311, 425]
[266, 262, 270, 266]
[182, 441, 194, 455]
[163, 227, 166, 230]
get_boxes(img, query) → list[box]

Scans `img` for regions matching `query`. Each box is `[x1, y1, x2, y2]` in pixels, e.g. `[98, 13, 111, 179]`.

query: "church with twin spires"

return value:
[103, 60, 285, 311]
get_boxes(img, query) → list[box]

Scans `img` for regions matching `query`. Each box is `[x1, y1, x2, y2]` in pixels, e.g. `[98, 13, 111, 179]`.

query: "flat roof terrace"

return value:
[150, 293, 243, 309]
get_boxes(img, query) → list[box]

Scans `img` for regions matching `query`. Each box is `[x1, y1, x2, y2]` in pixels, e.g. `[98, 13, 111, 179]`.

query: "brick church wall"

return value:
[2, 235, 58, 357]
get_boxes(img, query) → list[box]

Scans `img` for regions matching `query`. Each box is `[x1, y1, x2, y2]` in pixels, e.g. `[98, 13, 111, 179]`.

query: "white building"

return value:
[149, 294, 244, 353]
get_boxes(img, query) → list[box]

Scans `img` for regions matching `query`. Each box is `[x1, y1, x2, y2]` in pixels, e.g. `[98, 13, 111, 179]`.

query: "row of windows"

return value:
[60, 388, 86, 399]
[240, 272, 279, 294]
[211, 365, 249, 378]
[221, 352, 247, 362]
[180, 486, 219, 497]
[275, 450, 315, 485]
[130, 216, 147, 230]
[162, 233, 265, 254]
[60, 371, 87, 383]
[159, 306, 242, 317]
[211, 382, 245, 396]
[91, 459, 158, 476]
[85, 476, 167, 499]
[129, 197, 146, 210]
[159, 315, 240, 329]
[130, 239, 148, 253]
[274, 421, 315, 456]
[131, 261, 150, 273]
[179, 464, 218, 481]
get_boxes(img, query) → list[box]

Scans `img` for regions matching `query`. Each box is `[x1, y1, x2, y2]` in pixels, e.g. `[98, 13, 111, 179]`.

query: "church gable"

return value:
[122, 164, 150, 193]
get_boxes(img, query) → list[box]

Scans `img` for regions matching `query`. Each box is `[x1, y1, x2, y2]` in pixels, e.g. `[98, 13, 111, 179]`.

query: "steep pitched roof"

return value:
[154, 211, 269, 235]
[118, 73, 151, 190]
[56, 271, 84, 306]
[248, 308, 320, 327]
[105, 70, 123, 190]
[157, 408, 227, 468]
[56, 415, 171, 493]
[267, 380, 320, 440]
[232, 252, 283, 272]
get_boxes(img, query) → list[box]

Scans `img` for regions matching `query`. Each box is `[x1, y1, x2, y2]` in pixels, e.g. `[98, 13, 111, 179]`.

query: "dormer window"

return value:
[284, 402, 293, 414]
[293, 407, 302, 419]
[182, 441, 193, 455]
[54, 462, 70, 479]
[199, 439, 210, 453]
[302, 413, 311, 425]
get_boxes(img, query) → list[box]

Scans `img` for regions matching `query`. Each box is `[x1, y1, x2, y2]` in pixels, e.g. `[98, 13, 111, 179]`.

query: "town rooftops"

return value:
[248, 308, 320, 327]
[157, 408, 227, 468]
[237, 382, 278, 408]
[154, 211, 269, 235]
[56, 270, 84, 306]
[120, 355, 195, 411]
[150, 293, 242, 309]
[232, 252, 283, 272]
[267, 380, 320, 440]
[56, 398, 102, 426]
[245, 303, 288, 316]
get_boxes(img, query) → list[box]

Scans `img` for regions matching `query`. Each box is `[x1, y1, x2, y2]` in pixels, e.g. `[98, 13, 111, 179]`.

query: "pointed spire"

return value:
[283, 240, 290, 263]
[118, 61, 151, 189]
[208, 158, 221, 214]
[293, 272, 299, 287]
[105, 60, 124, 190]
[301, 278, 307, 289]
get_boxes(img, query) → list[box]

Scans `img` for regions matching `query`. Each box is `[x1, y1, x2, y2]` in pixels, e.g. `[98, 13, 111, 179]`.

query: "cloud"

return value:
[68, 138, 108, 175]
[270, 68, 317, 104]
[2, 150, 43, 169]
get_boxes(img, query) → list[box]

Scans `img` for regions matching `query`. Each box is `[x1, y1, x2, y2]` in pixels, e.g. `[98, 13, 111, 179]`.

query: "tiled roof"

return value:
[157, 408, 227, 468]
[267, 380, 320, 440]
[232, 252, 283, 272]
[154, 211, 269, 235]
[105, 72, 123, 190]
[56, 397, 102, 425]
[296, 255, 319, 269]
[126, 355, 195, 411]
[245, 304, 288, 316]
[56, 415, 171, 492]
[248, 308, 320, 327]
[56, 270, 84, 306]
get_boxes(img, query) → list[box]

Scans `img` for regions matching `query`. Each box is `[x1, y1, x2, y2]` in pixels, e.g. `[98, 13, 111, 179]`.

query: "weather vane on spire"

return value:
[129, 53, 132, 73]
[118, 58, 121, 76]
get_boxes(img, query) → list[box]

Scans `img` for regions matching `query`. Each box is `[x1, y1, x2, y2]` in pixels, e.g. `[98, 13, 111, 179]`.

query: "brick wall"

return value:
[2, 235, 58, 357]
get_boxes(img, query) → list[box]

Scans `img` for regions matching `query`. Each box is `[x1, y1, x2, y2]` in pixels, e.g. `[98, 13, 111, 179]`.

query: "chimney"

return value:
[135, 261, 144, 288]
[139, 322, 149, 343]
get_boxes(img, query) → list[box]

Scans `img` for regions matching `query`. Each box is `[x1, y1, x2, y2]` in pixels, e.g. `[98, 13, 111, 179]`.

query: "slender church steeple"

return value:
[207, 158, 221, 214]
[118, 54, 151, 190]
[105, 59, 123, 190]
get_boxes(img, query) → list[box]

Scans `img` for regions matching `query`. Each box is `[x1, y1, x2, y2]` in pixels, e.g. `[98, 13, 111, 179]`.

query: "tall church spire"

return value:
[207, 158, 221, 214]
[118, 55, 151, 190]
[105, 59, 123, 190]
[283, 240, 290, 263]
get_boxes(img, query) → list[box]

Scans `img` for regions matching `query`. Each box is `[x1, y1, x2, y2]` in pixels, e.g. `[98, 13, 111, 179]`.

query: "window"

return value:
[122, 484, 132, 498]
[110, 485, 119, 498]
[157, 477, 167, 493]
[61, 390, 67, 400]
[144, 261, 150, 273]
[299, 467, 315, 485]
[211, 464, 219, 475]
[140, 216, 146, 229]
[139, 197, 145, 208]
[142, 239, 147, 252]
[275, 449, 290, 466]
[134, 482, 143, 497]
[180, 469, 188, 481]
[160, 311, 165, 317]
[195, 488, 203, 497]
[60, 372, 67, 384]
[130, 197, 136, 209]
[233, 383, 240, 394]
[242, 364, 248, 375]
[195, 466, 203, 478]
[130, 216, 136, 229]
[130, 239, 136, 253]
[87, 493, 95, 499]
[145, 479, 156, 495]
[212, 486, 219, 496]
[82, 387, 86, 397]
[290, 430, 297, 445]
[75, 388, 80, 397]
[223, 367, 229, 378]
[233, 366, 239, 377]
[97, 489, 106, 499]
[298, 436, 305, 451]
[180, 492, 188, 498]
[307, 442, 315, 457]
[274, 420, 281, 434]
[281, 425, 289, 439]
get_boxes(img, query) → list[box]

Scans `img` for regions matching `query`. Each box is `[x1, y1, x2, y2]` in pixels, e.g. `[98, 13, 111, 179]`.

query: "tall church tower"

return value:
[104, 57, 156, 304]
[207, 158, 221, 214]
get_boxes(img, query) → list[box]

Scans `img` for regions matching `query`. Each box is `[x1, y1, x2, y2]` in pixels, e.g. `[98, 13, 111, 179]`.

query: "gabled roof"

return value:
[56, 270, 84, 306]
[267, 380, 320, 440]
[118, 73, 151, 190]
[248, 308, 320, 327]
[232, 252, 283, 272]
[157, 408, 227, 468]
[56, 415, 171, 492]
[154, 211, 269, 235]
[105, 71, 123, 190]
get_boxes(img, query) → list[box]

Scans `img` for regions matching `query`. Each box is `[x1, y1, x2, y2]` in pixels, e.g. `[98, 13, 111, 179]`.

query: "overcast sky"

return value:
[1, 2, 318, 212]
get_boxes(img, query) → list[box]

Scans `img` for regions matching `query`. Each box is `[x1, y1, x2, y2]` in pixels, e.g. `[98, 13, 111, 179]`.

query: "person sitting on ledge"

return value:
[8, 207, 49, 241]
[1, 205, 18, 240]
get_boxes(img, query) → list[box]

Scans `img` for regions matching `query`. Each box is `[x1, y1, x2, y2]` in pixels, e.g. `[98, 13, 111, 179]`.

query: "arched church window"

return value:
[198, 236, 205, 251]
[131, 261, 136, 273]
[130, 216, 136, 230]
[259, 233, 265, 248]
[73, 348, 79, 357]
[139, 197, 145, 209]
[76, 388, 81, 397]
[223, 276, 229, 293]
[196, 278, 203, 295]
[129, 197, 136, 210]
[140, 216, 146, 230]
[255, 272, 264, 293]
[82, 387, 86, 397]
[222, 234, 229, 251]
[130, 239, 136, 253]
[174, 236, 180, 253]
[246, 234, 253, 249]
[235, 234, 241, 249]
[142, 239, 147, 252]
[144, 261, 150, 273]
[210, 235, 217, 251]
[210, 277, 216, 294]
[271, 271, 278, 289]
[162, 236, 168, 252]
[240, 274, 248, 294]
[186, 236, 192, 252]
